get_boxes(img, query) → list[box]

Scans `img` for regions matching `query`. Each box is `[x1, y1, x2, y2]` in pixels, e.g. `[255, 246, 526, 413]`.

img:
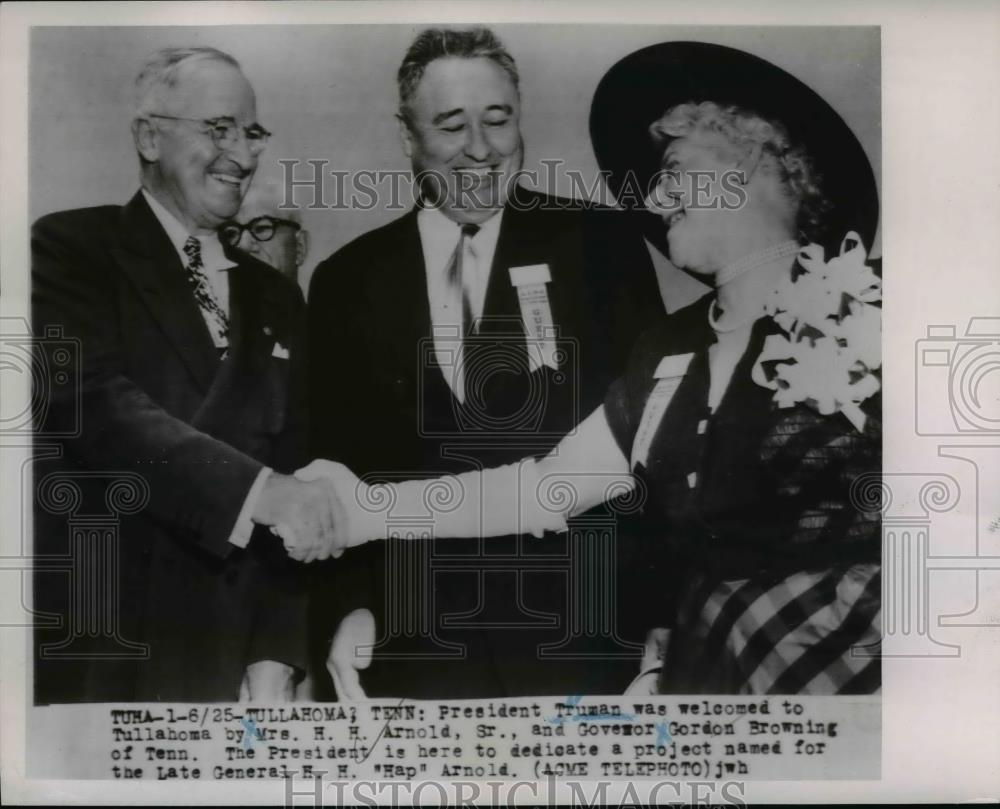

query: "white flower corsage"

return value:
[751, 232, 882, 432]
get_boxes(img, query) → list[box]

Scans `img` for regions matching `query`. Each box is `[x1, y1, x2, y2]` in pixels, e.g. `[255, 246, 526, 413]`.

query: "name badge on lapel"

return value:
[630, 352, 695, 471]
[509, 264, 558, 372]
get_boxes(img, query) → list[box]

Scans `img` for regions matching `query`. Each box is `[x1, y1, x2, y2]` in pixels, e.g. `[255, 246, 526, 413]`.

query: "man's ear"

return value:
[396, 113, 414, 159]
[734, 142, 763, 185]
[132, 117, 159, 163]
[295, 228, 310, 268]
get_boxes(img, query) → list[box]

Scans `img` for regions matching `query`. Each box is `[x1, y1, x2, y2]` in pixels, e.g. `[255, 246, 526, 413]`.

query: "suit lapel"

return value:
[223, 252, 256, 359]
[113, 192, 219, 392]
[393, 212, 450, 393]
[396, 210, 434, 347]
[193, 255, 262, 421]
[481, 199, 540, 338]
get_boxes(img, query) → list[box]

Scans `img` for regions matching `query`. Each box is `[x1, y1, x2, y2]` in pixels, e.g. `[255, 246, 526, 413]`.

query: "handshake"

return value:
[250, 455, 558, 563]
[251, 460, 372, 563]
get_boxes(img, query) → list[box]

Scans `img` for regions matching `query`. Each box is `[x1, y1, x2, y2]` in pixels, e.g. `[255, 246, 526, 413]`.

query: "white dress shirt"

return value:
[417, 205, 504, 402]
[141, 187, 268, 549]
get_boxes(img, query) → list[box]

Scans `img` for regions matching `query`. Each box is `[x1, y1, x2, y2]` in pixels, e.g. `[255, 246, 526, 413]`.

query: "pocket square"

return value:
[271, 342, 290, 360]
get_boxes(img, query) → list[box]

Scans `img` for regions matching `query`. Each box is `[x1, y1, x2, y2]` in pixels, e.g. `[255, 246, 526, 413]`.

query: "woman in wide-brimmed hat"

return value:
[307, 42, 883, 696]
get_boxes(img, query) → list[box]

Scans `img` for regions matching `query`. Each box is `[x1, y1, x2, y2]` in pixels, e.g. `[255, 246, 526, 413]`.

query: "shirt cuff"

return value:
[229, 467, 273, 548]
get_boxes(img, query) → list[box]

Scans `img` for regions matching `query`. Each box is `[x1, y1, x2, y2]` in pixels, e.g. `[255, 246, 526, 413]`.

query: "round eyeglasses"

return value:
[219, 216, 301, 247]
[148, 114, 271, 155]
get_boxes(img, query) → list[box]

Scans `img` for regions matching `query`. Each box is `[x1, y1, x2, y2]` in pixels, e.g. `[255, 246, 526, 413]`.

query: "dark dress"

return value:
[603, 293, 881, 694]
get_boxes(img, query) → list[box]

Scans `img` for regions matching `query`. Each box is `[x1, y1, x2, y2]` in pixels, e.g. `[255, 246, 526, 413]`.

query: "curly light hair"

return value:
[650, 101, 831, 242]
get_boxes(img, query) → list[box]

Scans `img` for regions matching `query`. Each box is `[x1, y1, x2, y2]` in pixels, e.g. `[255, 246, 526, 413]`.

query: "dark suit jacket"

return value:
[307, 188, 665, 697]
[32, 191, 309, 703]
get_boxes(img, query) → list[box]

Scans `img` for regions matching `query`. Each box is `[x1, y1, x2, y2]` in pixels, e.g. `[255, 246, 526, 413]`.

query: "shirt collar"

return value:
[141, 188, 236, 273]
[416, 204, 504, 278]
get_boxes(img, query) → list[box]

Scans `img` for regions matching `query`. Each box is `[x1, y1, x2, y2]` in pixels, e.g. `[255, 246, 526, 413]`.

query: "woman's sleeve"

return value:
[534, 405, 631, 519]
[333, 407, 632, 543]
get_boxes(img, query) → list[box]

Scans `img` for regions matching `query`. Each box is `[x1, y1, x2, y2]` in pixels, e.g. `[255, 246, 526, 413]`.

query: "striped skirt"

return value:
[658, 562, 881, 695]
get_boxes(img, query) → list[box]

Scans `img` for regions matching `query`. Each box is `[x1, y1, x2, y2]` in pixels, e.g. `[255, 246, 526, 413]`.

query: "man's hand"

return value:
[294, 460, 375, 549]
[252, 472, 347, 563]
[327, 608, 375, 700]
[239, 660, 296, 702]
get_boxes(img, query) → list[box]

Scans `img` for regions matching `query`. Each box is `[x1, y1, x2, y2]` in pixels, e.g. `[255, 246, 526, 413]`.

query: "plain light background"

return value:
[29, 25, 881, 294]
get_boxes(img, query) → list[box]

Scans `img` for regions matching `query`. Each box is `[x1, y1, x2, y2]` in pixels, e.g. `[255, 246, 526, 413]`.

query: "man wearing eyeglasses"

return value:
[31, 46, 349, 703]
[223, 176, 309, 283]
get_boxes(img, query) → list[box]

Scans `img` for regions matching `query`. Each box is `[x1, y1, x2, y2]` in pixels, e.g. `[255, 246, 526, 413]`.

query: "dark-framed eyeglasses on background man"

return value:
[219, 216, 300, 247]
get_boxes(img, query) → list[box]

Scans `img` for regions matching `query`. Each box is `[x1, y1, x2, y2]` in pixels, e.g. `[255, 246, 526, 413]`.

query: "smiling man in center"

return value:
[307, 26, 665, 700]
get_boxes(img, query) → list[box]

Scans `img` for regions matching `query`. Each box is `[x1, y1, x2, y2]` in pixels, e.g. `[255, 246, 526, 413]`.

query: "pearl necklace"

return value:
[714, 239, 801, 287]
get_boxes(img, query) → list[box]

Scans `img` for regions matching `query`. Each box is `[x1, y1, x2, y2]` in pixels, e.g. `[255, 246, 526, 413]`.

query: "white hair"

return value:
[133, 46, 241, 118]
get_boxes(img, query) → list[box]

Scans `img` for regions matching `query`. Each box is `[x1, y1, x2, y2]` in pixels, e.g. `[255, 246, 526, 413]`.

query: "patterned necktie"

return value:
[447, 223, 480, 402]
[182, 236, 230, 347]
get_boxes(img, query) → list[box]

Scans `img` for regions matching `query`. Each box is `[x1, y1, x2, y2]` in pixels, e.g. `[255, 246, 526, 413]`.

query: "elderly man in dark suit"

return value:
[307, 27, 665, 699]
[32, 47, 347, 703]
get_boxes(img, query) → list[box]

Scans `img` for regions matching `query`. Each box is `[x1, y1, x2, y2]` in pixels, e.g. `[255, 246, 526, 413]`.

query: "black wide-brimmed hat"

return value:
[590, 41, 879, 251]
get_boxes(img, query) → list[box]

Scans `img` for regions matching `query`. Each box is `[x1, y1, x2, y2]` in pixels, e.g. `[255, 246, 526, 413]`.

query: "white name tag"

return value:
[509, 264, 557, 372]
[509, 264, 552, 287]
[630, 352, 694, 471]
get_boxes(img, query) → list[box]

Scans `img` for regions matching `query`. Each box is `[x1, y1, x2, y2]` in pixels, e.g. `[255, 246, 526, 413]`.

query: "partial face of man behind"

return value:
[135, 59, 259, 234]
[400, 56, 524, 225]
[224, 179, 308, 282]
